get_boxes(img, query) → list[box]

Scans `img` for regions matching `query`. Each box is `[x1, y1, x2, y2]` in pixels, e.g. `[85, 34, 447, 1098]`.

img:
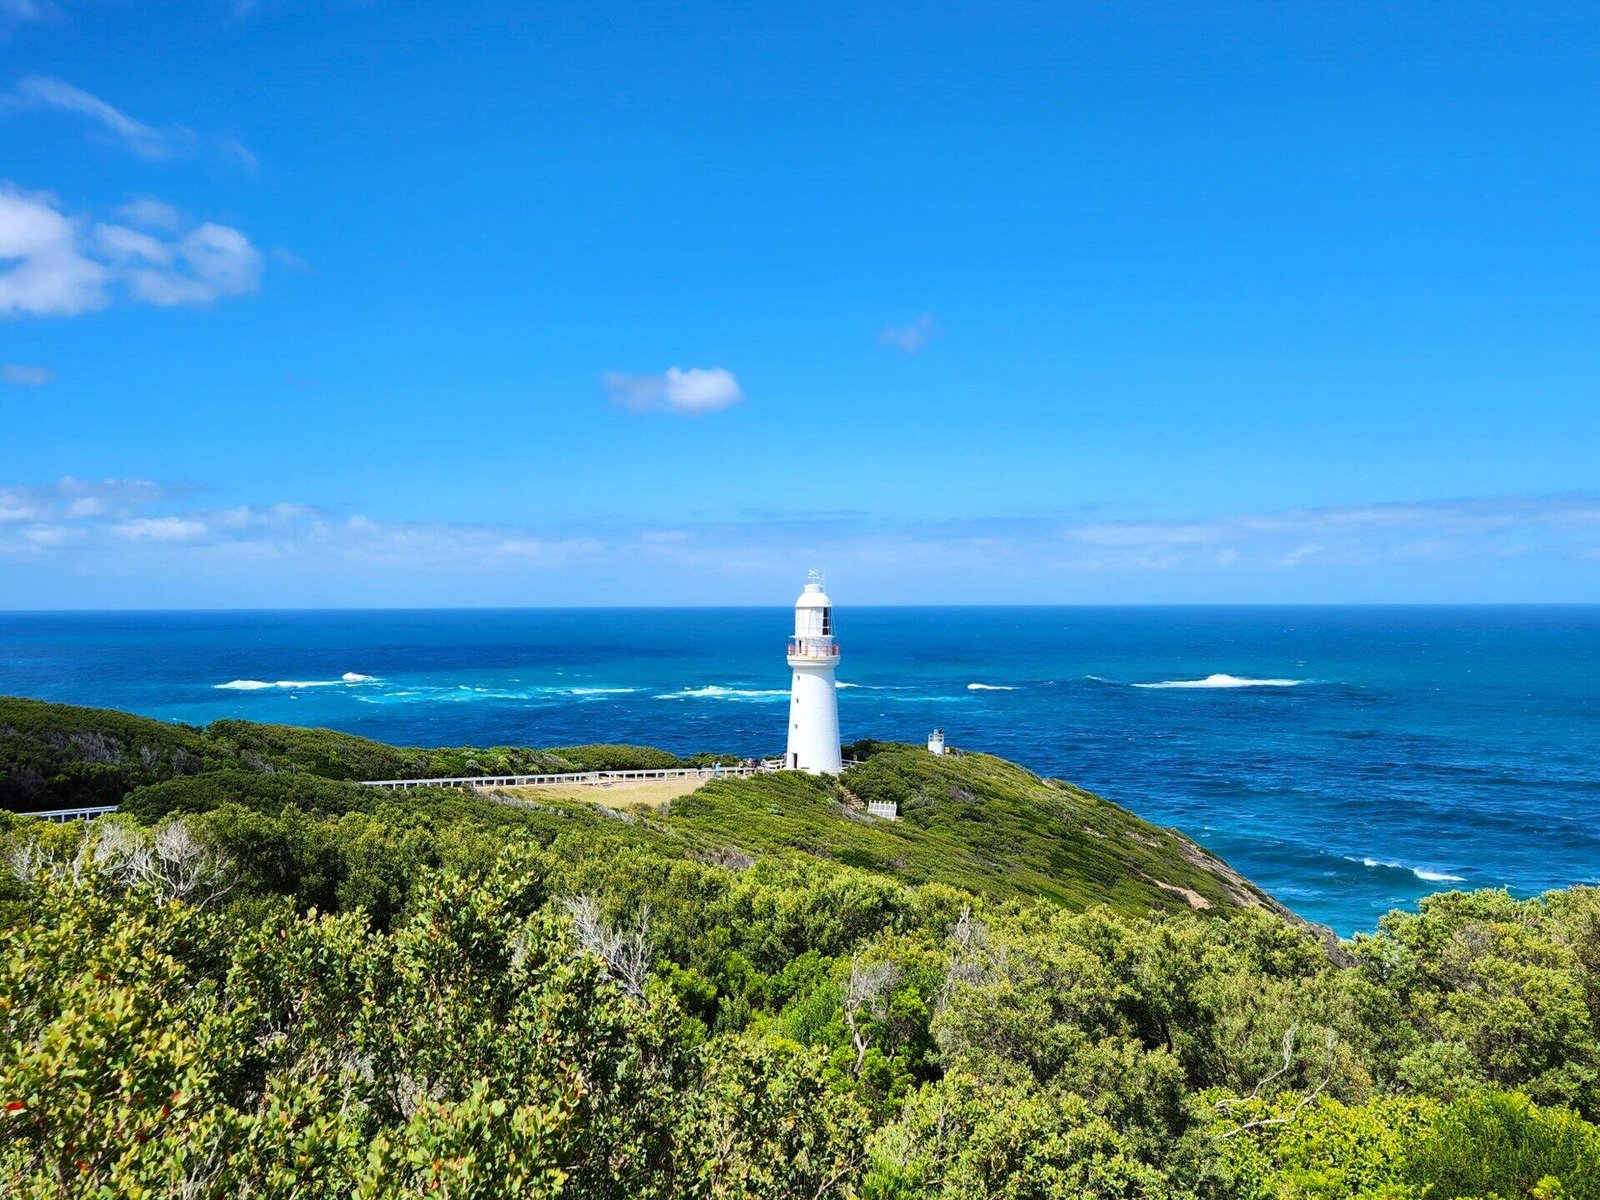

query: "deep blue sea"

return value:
[2, 606, 1596, 935]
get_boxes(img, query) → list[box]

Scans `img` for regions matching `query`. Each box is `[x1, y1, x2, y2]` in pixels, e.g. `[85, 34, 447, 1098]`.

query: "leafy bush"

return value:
[6, 700, 1600, 1196]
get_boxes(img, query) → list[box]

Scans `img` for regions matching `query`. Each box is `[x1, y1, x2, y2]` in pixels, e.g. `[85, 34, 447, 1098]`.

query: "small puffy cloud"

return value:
[1, 363, 52, 385]
[0, 184, 109, 316]
[105, 221, 263, 306]
[2, 185, 262, 318]
[879, 314, 937, 353]
[603, 366, 744, 415]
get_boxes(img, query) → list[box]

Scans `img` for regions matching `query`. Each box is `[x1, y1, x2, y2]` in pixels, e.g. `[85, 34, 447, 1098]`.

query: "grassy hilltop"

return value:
[4, 695, 1600, 1197]
[0, 694, 1284, 924]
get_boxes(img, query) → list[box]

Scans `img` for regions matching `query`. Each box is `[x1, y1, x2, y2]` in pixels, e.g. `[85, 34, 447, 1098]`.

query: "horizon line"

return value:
[4, 601, 1599, 616]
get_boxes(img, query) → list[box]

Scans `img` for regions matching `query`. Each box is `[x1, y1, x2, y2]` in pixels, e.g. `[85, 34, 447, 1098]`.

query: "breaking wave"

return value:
[966, 682, 1015, 691]
[217, 677, 360, 691]
[217, 672, 380, 691]
[1348, 856, 1466, 884]
[1133, 674, 1306, 689]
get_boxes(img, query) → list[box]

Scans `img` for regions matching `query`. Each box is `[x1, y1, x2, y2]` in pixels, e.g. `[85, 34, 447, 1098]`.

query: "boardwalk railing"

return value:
[15, 765, 777, 820]
[26, 805, 120, 823]
[360, 765, 764, 791]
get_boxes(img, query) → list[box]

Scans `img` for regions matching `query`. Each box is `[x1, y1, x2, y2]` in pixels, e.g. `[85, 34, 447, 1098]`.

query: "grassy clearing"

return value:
[494, 775, 711, 810]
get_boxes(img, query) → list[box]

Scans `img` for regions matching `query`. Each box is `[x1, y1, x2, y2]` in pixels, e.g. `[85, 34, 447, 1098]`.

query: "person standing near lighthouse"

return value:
[785, 572, 842, 773]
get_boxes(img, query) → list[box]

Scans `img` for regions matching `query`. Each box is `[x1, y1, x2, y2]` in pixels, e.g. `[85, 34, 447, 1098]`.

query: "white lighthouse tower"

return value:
[785, 572, 842, 774]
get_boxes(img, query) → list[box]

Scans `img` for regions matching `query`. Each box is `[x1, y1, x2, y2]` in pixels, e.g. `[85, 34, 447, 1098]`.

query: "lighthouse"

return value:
[785, 572, 842, 774]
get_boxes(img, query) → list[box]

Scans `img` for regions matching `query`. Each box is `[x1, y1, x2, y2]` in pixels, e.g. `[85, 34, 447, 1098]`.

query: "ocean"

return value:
[2, 605, 1595, 935]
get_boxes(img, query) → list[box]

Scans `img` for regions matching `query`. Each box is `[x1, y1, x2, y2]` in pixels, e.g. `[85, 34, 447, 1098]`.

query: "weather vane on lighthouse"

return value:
[785, 571, 842, 773]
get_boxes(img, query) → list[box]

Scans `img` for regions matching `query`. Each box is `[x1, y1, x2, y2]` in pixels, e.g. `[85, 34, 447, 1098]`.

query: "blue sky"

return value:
[1, 0, 1597, 607]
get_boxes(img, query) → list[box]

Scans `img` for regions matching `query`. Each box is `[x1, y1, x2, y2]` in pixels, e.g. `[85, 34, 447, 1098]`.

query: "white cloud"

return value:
[0, 0, 55, 28]
[272, 247, 311, 271]
[113, 222, 263, 306]
[602, 366, 745, 415]
[3, 480, 1597, 604]
[2, 76, 256, 167]
[4, 76, 191, 159]
[0, 185, 110, 316]
[1, 185, 262, 318]
[1, 363, 53, 385]
[215, 135, 258, 172]
[0, 477, 164, 524]
[879, 314, 936, 353]
[114, 197, 183, 232]
[112, 516, 209, 542]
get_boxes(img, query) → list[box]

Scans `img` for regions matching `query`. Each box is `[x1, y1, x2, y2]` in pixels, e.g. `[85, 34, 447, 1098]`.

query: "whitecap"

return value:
[215, 678, 343, 690]
[966, 683, 1015, 691]
[1133, 674, 1305, 689]
[654, 686, 789, 701]
[1348, 856, 1466, 884]
[342, 672, 376, 683]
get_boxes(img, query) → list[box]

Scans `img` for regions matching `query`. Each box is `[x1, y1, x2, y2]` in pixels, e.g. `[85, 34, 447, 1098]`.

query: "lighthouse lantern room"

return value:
[785, 572, 842, 774]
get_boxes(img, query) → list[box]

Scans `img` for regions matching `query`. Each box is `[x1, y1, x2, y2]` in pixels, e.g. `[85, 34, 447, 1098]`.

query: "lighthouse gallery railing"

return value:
[787, 638, 840, 658]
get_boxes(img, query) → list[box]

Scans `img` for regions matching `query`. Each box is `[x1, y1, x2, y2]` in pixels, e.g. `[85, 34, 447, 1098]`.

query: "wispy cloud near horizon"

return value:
[2, 480, 1596, 606]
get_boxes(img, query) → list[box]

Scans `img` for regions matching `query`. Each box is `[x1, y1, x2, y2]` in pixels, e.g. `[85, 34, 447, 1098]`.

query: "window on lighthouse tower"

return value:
[821, 608, 833, 635]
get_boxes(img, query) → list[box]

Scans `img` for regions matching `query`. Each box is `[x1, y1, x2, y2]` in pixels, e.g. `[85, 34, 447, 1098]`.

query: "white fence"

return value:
[24, 805, 120, 822]
[13, 763, 777, 821]
[360, 765, 763, 791]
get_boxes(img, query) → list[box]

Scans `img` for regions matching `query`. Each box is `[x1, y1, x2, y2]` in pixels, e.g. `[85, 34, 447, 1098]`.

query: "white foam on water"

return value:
[654, 685, 790, 701]
[215, 678, 346, 690]
[1133, 674, 1306, 689]
[1349, 856, 1466, 884]
[966, 682, 1015, 691]
[218, 672, 381, 691]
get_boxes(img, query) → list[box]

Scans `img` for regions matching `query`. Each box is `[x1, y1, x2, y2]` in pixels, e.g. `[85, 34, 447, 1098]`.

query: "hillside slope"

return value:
[1, 694, 1286, 924]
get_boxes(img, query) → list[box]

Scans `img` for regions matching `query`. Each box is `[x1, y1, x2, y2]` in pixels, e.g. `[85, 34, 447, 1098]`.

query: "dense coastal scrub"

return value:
[3, 696, 1600, 1196]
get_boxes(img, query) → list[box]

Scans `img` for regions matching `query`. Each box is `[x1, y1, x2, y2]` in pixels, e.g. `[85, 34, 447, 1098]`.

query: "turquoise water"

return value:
[2, 606, 1596, 934]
